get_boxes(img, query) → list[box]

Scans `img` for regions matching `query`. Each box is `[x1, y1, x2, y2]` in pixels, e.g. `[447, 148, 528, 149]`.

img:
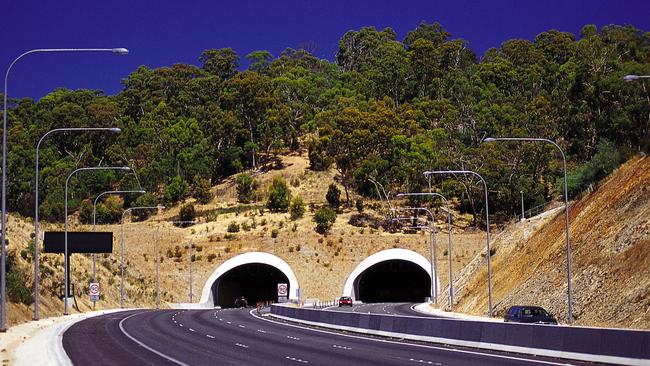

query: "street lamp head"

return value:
[112, 48, 129, 55]
[623, 75, 640, 82]
[109, 127, 121, 134]
[120, 167, 131, 171]
[138, 190, 146, 194]
[482, 137, 496, 143]
[157, 205, 166, 209]
[396, 193, 405, 197]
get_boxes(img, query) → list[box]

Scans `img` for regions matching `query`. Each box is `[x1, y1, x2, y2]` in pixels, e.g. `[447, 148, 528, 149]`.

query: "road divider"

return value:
[271, 304, 650, 366]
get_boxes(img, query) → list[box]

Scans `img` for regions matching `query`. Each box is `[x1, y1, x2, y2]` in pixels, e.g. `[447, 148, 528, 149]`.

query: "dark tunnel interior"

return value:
[212, 263, 289, 308]
[355, 259, 430, 303]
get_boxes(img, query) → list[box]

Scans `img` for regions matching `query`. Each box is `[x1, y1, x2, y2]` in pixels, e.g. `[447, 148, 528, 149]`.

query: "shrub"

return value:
[558, 141, 628, 198]
[290, 176, 300, 187]
[207, 253, 217, 262]
[236, 173, 258, 203]
[191, 175, 213, 204]
[313, 207, 337, 234]
[6, 253, 33, 305]
[165, 175, 189, 204]
[267, 177, 291, 212]
[227, 221, 240, 233]
[356, 199, 364, 213]
[132, 193, 160, 221]
[271, 229, 279, 238]
[179, 203, 196, 223]
[289, 196, 306, 220]
[326, 184, 341, 210]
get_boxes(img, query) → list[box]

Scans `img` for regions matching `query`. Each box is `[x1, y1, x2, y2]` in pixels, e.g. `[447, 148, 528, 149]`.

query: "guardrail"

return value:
[271, 305, 650, 366]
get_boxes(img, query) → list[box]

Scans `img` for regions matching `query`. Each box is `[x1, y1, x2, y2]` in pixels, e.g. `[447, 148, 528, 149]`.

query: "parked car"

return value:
[504, 305, 557, 324]
[338, 296, 353, 307]
[234, 296, 248, 308]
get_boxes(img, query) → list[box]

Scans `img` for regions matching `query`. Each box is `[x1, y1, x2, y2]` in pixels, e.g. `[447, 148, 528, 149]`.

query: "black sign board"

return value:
[43, 231, 113, 254]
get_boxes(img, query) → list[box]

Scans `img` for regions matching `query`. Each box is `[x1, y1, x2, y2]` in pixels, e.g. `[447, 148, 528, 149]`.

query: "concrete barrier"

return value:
[271, 305, 650, 366]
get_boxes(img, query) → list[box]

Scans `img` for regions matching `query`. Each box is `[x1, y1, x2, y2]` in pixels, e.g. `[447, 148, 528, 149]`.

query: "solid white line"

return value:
[119, 311, 189, 366]
[251, 310, 571, 366]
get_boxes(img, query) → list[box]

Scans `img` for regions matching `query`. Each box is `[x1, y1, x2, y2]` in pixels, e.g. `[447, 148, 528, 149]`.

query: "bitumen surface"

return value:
[63, 306, 599, 365]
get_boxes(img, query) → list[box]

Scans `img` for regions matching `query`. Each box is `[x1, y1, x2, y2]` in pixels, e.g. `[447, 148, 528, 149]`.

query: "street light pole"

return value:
[423, 170, 493, 317]
[2, 47, 128, 332]
[91, 189, 144, 309]
[120, 206, 164, 308]
[64, 166, 130, 315]
[397, 192, 455, 310]
[391, 207, 438, 305]
[482, 136, 574, 324]
[521, 191, 525, 221]
[34, 127, 121, 320]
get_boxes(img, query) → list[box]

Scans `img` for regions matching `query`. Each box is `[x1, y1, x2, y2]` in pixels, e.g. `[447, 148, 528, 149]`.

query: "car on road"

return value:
[234, 296, 248, 308]
[338, 296, 353, 307]
[504, 305, 557, 324]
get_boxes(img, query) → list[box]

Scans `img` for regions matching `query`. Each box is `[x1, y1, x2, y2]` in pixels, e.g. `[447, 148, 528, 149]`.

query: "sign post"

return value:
[277, 283, 288, 303]
[89, 282, 100, 303]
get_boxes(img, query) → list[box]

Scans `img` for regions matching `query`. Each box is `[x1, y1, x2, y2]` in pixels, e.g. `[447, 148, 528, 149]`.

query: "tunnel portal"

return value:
[355, 259, 430, 303]
[211, 263, 289, 308]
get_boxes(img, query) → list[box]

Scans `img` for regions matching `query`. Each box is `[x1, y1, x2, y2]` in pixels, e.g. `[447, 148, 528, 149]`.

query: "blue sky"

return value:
[2, 0, 649, 100]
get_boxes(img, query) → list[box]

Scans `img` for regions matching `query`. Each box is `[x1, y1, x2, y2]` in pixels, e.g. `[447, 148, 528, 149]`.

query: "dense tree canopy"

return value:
[3, 23, 649, 224]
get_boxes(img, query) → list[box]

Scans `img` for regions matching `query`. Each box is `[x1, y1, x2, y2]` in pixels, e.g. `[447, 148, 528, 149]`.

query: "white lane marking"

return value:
[332, 344, 352, 350]
[409, 359, 442, 365]
[238, 325, 246, 328]
[189, 328, 195, 332]
[286, 335, 301, 341]
[257, 329, 267, 333]
[173, 320, 177, 324]
[206, 334, 215, 339]
[226, 321, 232, 324]
[179, 324, 184, 327]
[119, 312, 189, 366]
[235, 343, 249, 348]
[251, 310, 572, 366]
[285, 356, 308, 363]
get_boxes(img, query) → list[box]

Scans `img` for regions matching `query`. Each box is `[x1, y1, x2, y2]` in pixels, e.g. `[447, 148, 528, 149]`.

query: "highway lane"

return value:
[63, 308, 598, 365]
[327, 302, 430, 316]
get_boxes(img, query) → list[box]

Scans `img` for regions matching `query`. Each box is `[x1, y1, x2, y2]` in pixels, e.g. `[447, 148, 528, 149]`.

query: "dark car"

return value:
[338, 296, 353, 307]
[504, 305, 557, 325]
[234, 296, 248, 308]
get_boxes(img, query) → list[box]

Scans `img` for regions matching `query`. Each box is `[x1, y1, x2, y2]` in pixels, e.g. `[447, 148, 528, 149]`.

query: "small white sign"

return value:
[277, 283, 288, 297]
[89, 282, 100, 302]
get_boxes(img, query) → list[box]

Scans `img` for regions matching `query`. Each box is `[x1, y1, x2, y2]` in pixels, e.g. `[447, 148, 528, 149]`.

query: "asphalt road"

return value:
[325, 302, 427, 316]
[63, 308, 598, 366]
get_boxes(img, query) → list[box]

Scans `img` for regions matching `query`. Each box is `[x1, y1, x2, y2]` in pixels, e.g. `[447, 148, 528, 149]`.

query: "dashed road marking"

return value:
[257, 329, 267, 333]
[235, 343, 249, 349]
[409, 359, 442, 365]
[285, 356, 308, 363]
[332, 344, 351, 350]
[189, 328, 195, 332]
[206, 334, 215, 339]
[179, 324, 184, 327]
[238, 325, 246, 328]
[286, 335, 300, 341]
[226, 321, 232, 324]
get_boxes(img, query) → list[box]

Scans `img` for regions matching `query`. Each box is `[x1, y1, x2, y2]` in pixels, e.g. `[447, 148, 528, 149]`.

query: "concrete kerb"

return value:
[270, 304, 650, 366]
[4, 308, 137, 366]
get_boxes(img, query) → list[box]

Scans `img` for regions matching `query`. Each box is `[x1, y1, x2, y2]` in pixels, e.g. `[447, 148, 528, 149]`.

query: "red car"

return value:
[338, 296, 353, 307]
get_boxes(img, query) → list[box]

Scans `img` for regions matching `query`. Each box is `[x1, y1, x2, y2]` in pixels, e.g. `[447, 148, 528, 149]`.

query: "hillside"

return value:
[454, 155, 649, 328]
[3, 153, 484, 326]
[3, 153, 647, 330]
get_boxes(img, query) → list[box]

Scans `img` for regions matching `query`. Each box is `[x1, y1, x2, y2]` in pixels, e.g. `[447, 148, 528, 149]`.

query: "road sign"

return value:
[89, 282, 100, 302]
[277, 283, 288, 297]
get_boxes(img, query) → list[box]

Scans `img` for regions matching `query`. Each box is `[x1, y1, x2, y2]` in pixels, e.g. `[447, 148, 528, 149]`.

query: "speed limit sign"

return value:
[89, 282, 100, 302]
[277, 283, 288, 297]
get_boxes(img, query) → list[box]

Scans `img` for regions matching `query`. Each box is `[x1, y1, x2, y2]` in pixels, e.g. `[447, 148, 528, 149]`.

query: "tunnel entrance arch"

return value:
[342, 248, 437, 302]
[199, 252, 299, 308]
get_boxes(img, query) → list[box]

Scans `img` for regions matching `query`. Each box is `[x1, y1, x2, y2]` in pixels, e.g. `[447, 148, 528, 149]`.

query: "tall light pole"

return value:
[2, 47, 128, 332]
[34, 127, 121, 320]
[397, 192, 455, 310]
[64, 166, 131, 315]
[120, 205, 164, 308]
[391, 207, 438, 305]
[91, 189, 144, 309]
[482, 136, 574, 324]
[520, 191, 525, 221]
[423, 170, 493, 317]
